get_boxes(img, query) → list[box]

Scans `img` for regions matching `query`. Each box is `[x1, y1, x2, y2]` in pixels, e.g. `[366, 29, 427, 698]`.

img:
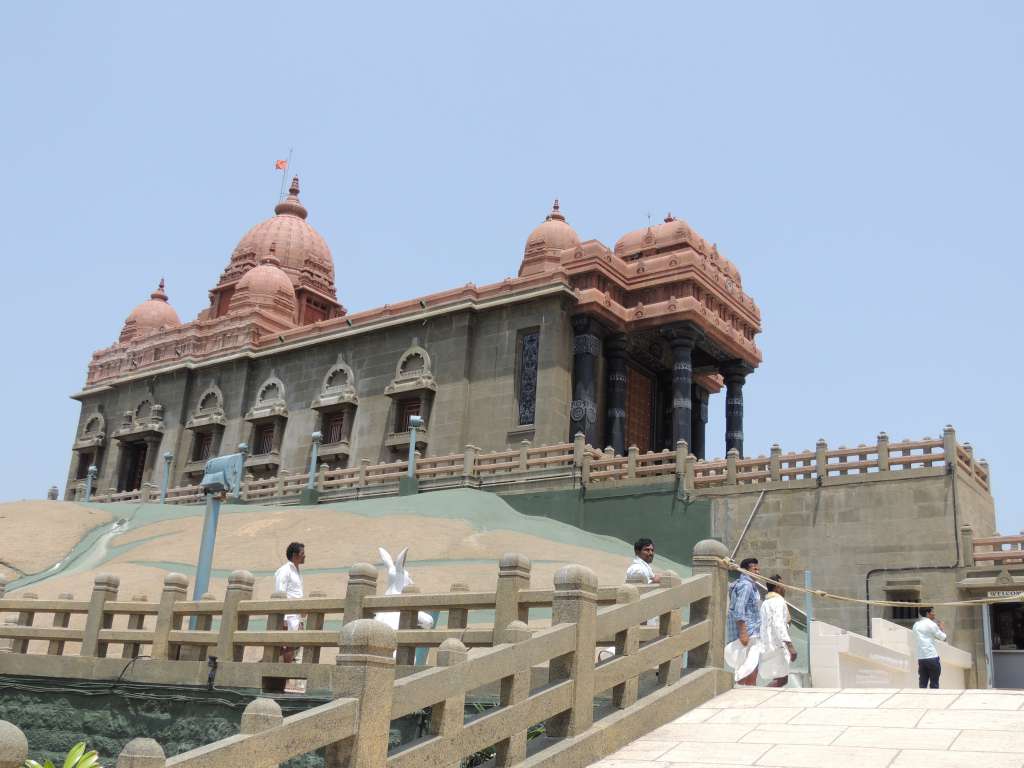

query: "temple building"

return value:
[66, 179, 762, 496]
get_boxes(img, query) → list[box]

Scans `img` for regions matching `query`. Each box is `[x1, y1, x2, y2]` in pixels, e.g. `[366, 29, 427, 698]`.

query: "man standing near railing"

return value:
[727, 557, 762, 685]
[913, 606, 947, 689]
[274, 542, 305, 663]
[625, 538, 661, 584]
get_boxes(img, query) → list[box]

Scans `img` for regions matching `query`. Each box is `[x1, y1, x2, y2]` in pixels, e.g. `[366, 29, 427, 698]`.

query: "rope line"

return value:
[712, 556, 1022, 608]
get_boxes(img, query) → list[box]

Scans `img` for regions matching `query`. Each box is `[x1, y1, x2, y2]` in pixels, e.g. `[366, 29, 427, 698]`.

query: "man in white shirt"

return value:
[273, 541, 305, 663]
[913, 606, 947, 689]
[758, 574, 796, 687]
[625, 538, 661, 584]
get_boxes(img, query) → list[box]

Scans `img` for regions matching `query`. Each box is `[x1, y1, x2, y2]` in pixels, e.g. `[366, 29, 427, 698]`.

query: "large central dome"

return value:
[216, 176, 336, 299]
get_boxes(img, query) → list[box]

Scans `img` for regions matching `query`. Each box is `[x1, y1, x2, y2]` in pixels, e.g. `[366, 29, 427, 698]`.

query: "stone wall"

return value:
[67, 294, 574, 498]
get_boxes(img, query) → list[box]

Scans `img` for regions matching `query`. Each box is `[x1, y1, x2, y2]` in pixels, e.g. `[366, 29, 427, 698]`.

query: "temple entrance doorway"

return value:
[625, 366, 654, 453]
[119, 441, 148, 492]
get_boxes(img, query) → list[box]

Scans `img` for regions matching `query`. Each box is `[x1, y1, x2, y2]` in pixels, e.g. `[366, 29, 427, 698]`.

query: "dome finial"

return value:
[274, 176, 308, 219]
[262, 242, 282, 267]
[545, 198, 566, 223]
[151, 278, 168, 302]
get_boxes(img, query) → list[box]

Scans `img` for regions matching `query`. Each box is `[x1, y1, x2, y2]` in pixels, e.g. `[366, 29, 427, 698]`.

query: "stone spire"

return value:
[274, 176, 308, 219]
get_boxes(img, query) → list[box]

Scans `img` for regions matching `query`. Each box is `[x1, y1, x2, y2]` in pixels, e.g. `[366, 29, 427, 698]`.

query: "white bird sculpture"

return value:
[375, 546, 435, 630]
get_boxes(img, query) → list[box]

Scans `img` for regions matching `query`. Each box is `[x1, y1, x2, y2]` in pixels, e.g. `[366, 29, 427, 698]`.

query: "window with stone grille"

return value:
[888, 591, 920, 626]
[253, 424, 275, 455]
[516, 329, 540, 426]
[191, 432, 214, 462]
[396, 399, 421, 432]
[323, 412, 347, 444]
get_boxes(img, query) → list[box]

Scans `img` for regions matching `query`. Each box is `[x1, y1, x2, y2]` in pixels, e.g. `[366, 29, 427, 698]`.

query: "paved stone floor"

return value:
[592, 687, 1024, 768]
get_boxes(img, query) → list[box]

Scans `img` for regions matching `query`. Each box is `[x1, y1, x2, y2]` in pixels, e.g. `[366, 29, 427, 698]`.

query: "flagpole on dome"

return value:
[276, 147, 294, 200]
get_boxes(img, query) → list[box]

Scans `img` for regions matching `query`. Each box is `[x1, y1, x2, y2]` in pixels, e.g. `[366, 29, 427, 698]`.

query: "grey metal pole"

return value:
[160, 451, 174, 504]
[234, 443, 248, 502]
[407, 423, 419, 479]
[982, 603, 995, 688]
[804, 569, 813, 676]
[84, 465, 97, 502]
[191, 492, 222, 629]
[306, 432, 322, 490]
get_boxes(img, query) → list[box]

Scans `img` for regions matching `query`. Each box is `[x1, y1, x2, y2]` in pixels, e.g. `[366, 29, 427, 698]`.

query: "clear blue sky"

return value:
[1, 2, 1021, 533]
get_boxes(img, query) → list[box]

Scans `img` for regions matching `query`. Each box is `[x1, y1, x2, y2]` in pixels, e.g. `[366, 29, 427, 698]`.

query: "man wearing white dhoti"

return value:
[274, 541, 305, 663]
[758, 574, 796, 687]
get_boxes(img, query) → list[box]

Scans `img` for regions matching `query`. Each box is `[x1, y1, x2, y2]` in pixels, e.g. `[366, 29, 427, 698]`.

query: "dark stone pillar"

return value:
[690, 384, 708, 460]
[661, 324, 700, 450]
[604, 334, 628, 455]
[722, 362, 752, 458]
[569, 316, 601, 445]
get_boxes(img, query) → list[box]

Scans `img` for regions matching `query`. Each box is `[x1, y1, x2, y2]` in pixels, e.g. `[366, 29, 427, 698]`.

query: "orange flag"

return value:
[275, 159, 288, 170]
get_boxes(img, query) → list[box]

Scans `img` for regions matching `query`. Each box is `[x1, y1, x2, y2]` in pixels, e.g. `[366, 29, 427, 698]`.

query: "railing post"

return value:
[318, 462, 328, 493]
[462, 445, 478, 482]
[726, 448, 738, 485]
[684, 451, 695, 492]
[573, 432, 586, 467]
[688, 539, 730, 671]
[519, 440, 531, 472]
[12, 593, 37, 654]
[581, 451, 592, 484]
[81, 574, 119, 658]
[241, 698, 283, 768]
[814, 438, 828, 482]
[343, 563, 378, 624]
[115, 738, 166, 768]
[627, 445, 638, 478]
[304, 589, 328, 664]
[657, 571, 683, 685]
[430, 638, 468, 768]
[0, 720, 28, 768]
[242, 473, 254, 502]
[545, 564, 598, 738]
[961, 524, 975, 568]
[769, 443, 782, 482]
[262, 592, 286, 664]
[876, 431, 890, 472]
[447, 582, 469, 630]
[943, 424, 957, 471]
[325, 620, 397, 768]
[152, 573, 188, 661]
[396, 585, 420, 666]
[217, 570, 255, 662]
[675, 439, 688, 478]
[494, 620, 532, 767]
[121, 593, 149, 659]
[612, 585, 640, 709]
[358, 458, 370, 488]
[47, 592, 74, 656]
[495, 553, 530, 644]
[275, 469, 289, 499]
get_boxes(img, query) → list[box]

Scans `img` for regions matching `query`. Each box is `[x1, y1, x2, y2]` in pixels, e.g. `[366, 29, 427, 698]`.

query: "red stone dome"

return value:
[614, 214, 742, 284]
[231, 250, 297, 321]
[219, 176, 336, 297]
[120, 280, 181, 341]
[524, 199, 580, 255]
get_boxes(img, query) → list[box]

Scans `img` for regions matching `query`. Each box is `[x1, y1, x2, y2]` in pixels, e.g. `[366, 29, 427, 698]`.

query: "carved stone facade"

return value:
[66, 193, 762, 496]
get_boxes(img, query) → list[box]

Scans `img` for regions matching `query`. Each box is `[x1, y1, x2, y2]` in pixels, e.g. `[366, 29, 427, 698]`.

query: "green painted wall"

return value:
[497, 481, 712, 568]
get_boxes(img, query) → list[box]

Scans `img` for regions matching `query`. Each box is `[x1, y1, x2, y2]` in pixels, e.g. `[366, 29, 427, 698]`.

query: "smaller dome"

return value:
[232, 246, 297, 321]
[614, 213, 698, 258]
[121, 280, 181, 341]
[524, 200, 580, 255]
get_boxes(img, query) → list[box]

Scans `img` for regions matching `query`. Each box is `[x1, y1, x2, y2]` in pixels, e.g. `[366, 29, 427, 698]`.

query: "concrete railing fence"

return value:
[71, 426, 990, 505]
[0, 555, 669, 690]
[0, 540, 733, 768]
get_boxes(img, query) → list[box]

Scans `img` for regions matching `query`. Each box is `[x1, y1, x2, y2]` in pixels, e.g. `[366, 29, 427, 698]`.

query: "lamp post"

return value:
[84, 465, 97, 502]
[306, 432, 322, 490]
[234, 443, 248, 502]
[160, 451, 174, 504]
[407, 415, 422, 479]
[193, 449, 245, 628]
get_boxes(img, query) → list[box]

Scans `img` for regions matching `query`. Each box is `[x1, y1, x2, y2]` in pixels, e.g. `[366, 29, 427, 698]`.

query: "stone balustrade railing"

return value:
[0, 541, 734, 768]
[970, 534, 1024, 567]
[74, 425, 989, 506]
[0, 554, 670, 691]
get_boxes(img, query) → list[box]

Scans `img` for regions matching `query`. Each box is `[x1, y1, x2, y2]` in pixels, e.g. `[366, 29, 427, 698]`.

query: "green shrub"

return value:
[24, 741, 102, 768]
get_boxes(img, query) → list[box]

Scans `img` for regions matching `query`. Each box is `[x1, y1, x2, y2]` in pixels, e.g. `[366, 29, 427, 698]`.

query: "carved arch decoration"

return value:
[186, 382, 227, 430]
[312, 355, 359, 410]
[385, 338, 437, 398]
[81, 412, 106, 438]
[245, 372, 288, 421]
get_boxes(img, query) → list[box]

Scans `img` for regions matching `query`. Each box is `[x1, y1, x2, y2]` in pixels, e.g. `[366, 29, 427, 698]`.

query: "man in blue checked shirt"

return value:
[727, 556, 762, 685]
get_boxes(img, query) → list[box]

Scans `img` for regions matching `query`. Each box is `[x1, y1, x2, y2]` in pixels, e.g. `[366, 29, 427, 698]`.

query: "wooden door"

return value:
[625, 366, 654, 453]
